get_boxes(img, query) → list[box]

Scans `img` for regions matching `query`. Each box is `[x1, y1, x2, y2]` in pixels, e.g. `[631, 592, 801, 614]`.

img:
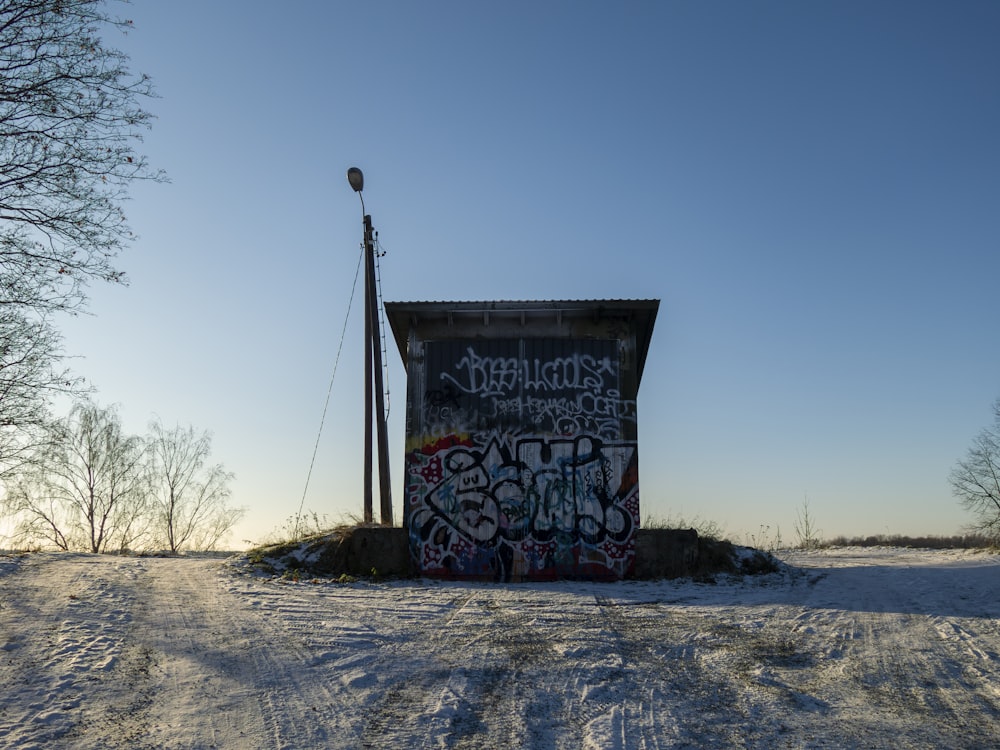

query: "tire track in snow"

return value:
[456, 593, 568, 748]
[780, 550, 1000, 748]
[0, 554, 143, 750]
[835, 581, 1000, 743]
[358, 588, 562, 749]
[225, 576, 408, 748]
[358, 586, 618, 749]
[217, 575, 491, 749]
[590, 596, 670, 750]
[3, 549, 999, 749]
[125, 557, 376, 750]
[592, 595, 765, 749]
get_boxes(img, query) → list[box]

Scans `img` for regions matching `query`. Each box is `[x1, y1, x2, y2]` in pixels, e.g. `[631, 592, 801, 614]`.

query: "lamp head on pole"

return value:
[347, 167, 364, 193]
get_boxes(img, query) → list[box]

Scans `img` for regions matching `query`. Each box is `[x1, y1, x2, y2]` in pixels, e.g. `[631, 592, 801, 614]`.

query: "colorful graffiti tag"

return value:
[405, 338, 641, 580]
[407, 434, 639, 580]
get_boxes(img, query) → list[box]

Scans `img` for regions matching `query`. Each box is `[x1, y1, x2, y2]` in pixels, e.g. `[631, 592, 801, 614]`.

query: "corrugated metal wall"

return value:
[417, 338, 625, 437]
[405, 336, 640, 581]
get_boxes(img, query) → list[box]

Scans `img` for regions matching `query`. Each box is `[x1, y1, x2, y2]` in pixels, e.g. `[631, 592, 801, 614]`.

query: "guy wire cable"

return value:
[293, 244, 364, 539]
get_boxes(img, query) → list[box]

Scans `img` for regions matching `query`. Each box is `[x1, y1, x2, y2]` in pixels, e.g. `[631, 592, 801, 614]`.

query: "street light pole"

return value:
[348, 167, 392, 526]
[362, 213, 374, 523]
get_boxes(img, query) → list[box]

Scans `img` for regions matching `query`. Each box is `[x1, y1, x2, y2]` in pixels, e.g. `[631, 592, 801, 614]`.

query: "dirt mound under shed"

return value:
[245, 525, 412, 580]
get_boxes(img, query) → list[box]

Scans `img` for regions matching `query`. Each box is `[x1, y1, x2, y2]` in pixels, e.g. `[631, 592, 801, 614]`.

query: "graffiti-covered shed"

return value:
[384, 299, 659, 581]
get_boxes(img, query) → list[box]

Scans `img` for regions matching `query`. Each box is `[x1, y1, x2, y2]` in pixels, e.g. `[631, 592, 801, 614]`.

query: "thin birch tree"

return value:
[3, 400, 148, 552]
[146, 420, 242, 552]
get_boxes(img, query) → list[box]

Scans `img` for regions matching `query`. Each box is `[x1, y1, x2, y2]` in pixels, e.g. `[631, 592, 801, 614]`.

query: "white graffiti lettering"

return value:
[440, 347, 616, 397]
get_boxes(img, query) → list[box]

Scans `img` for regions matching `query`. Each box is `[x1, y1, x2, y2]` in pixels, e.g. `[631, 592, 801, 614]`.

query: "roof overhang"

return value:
[384, 299, 660, 387]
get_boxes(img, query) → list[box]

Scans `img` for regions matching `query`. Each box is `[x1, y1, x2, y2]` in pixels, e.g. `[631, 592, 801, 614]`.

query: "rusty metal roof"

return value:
[384, 299, 660, 386]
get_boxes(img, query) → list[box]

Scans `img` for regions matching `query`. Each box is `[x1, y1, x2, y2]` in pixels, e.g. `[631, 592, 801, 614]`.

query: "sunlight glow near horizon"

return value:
[32, 0, 1000, 550]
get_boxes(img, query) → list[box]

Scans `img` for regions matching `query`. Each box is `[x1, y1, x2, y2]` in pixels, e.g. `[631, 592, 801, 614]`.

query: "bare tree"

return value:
[2, 474, 72, 549]
[0, 0, 163, 316]
[146, 420, 242, 552]
[3, 404, 244, 553]
[0, 1, 162, 479]
[950, 399, 1000, 541]
[3, 400, 148, 552]
[0, 308, 80, 477]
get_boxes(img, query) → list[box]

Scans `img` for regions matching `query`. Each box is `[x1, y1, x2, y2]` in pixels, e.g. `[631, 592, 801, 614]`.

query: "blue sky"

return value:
[57, 0, 1000, 547]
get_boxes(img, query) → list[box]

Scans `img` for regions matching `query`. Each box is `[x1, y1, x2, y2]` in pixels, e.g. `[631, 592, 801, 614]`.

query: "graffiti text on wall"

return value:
[487, 391, 633, 438]
[440, 347, 616, 397]
[422, 341, 634, 439]
[407, 433, 639, 581]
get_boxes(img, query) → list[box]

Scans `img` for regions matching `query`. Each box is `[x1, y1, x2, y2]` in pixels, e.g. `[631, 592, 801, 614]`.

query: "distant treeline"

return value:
[824, 534, 996, 550]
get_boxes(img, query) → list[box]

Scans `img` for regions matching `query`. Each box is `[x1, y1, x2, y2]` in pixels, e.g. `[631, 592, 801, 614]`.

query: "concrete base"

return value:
[312, 526, 413, 578]
[632, 528, 700, 579]
[324, 527, 701, 580]
[258, 526, 703, 581]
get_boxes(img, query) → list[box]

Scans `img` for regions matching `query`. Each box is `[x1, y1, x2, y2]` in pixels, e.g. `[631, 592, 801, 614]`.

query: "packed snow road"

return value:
[1, 548, 998, 749]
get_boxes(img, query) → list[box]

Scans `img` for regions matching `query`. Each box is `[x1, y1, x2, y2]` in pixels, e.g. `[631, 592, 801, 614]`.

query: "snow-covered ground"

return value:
[1, 547, 998, 749]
